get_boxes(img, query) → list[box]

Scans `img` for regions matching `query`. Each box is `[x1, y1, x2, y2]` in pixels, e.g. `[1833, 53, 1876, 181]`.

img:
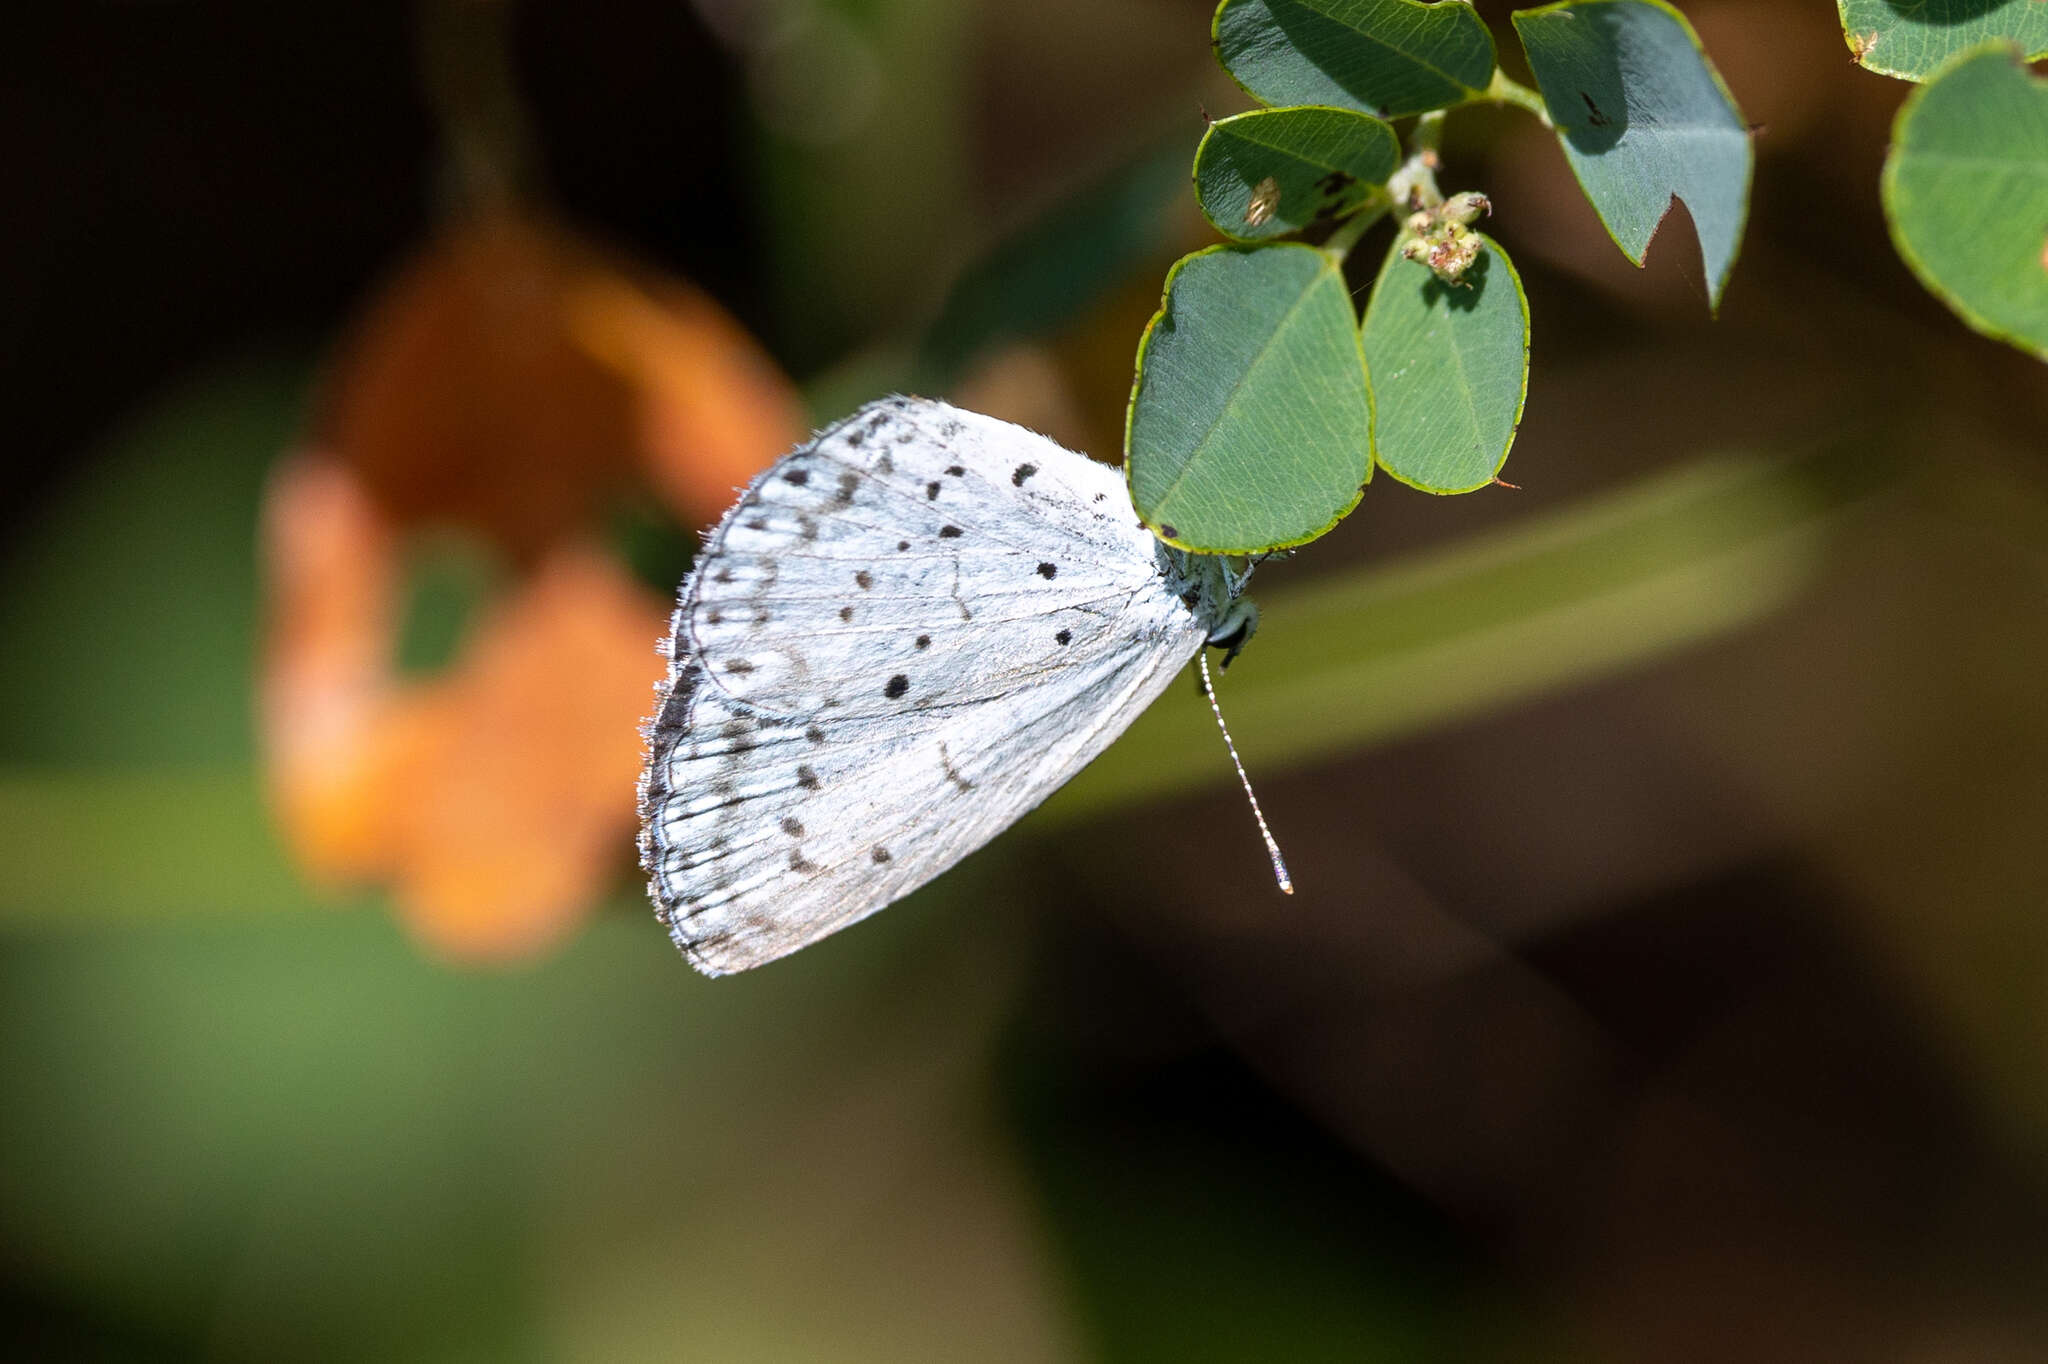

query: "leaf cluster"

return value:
[1840, 4, 2048, 363]
[1127, 0, 1753, 553]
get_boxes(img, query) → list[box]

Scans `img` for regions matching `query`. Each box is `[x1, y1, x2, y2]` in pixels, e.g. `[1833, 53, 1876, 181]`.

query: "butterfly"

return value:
[638, 395, 1284, 975]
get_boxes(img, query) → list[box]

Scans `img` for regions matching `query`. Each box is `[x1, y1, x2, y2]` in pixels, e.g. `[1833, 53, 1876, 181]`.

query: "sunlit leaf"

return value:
[1126, 244, 1373, 553]
[1837, 0, 2048, 82]
[1214, 0, 1497, 119]
[1512, 0, 1752, 311]
[1194, 106, 1399, 242]
[1361, 235, 1529, 493]
[1882, 44, 2048, 362]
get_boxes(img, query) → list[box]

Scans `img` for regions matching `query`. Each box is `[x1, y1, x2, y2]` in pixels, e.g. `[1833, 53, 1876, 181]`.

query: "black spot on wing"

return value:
[871, 847, 892, 864]
[781, 816, 805, 837]
[925, 481, 941, 500]
[784, 469, 810, 486]
[1037, 562, 1058, 579]
[855, 570, 873, 590]
[884, 674, 910, 700]
[796, 764, 820, 788]
[1012, 462, 1037, 486]
[939, 525, 962, 538]
[945, 465, 964, 477]
[1055, 628, 1071, 645]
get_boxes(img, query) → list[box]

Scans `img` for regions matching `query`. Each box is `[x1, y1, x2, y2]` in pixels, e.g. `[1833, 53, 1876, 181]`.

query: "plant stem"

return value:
[1483, 69, 1552, 127]
[1321, 201, 1389, 264]
[1385, 111, 1446, 216]
[1412, 108, 1445, 158]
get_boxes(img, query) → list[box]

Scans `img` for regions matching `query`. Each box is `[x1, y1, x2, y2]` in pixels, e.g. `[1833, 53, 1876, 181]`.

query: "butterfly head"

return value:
[1169, 549, 1259, 670]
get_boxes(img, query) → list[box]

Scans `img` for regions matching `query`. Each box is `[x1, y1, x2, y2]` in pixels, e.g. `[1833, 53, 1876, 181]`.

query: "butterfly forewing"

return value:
[686, 398, 1171, 719]
[640, 396, 1218, 975]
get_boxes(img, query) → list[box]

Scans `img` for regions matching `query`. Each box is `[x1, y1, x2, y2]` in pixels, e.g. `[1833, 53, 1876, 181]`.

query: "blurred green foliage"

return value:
[0, 362, 303, 766]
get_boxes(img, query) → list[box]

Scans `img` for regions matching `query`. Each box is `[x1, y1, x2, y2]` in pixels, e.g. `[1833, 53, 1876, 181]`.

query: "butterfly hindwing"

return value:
[641, 616, 1199, 974]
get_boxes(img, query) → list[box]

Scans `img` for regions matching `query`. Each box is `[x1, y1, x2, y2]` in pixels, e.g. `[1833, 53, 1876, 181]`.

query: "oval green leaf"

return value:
[1213, 0, 1497, 120]
[1362, 234, 1529, 494]
[1127, 244, 1373, 553]
[1512, 0, 1751, 311]
[1194, 106, 1399, 242]
[1838, 1, 2048, 83]
[1882, 45, 2048, 362]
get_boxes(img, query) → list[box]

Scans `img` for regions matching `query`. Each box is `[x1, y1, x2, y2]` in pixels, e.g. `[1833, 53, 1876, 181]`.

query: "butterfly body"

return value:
[639, 396, 1252, 975]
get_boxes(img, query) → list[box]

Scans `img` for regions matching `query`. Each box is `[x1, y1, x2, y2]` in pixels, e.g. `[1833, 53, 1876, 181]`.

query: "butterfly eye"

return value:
[1206, 599, 1259, 669]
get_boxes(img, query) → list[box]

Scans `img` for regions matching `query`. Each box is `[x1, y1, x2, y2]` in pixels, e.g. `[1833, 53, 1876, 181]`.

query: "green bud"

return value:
[1441, 191, 1491, 226]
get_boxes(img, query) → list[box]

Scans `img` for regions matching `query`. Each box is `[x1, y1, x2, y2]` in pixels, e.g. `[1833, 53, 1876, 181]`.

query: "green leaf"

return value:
[1361, 234, 1529, 493]
[1127, 245, 1374, 553]
[1213, 0, 1497, 120]
[1512, 0, 1752, 311]
[1882, 45, 2048, 362]
[1838, 0, 2048, 83]
[1193, 106, 1399, 242]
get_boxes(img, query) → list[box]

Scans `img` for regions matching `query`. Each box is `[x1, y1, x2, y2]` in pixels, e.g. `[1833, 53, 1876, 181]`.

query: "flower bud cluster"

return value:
[1398, 191, 1492, 285]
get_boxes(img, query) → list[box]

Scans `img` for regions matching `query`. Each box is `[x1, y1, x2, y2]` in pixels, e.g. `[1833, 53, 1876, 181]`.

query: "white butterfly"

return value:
[638, 395, 1284, 976]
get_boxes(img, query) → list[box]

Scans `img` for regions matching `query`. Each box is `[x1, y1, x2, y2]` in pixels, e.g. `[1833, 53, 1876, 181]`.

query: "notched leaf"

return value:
[1513, 0, 1752, 310]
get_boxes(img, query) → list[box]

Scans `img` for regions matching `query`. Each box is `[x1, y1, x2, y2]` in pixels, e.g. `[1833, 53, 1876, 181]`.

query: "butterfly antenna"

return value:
[1199, 650, 1293, 895]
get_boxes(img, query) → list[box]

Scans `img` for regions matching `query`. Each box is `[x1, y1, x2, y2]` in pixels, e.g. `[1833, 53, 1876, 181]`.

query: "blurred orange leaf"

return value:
[563, 271, 807, 523]
[263, 211, 805, 961]
[318, 212, 806, 555]
[379, 547, 668, 960]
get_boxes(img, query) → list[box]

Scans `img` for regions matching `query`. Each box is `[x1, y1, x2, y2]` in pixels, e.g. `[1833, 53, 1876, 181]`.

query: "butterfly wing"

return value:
[639, 397, 1211, 975]
[682, 395, 1182, 718]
